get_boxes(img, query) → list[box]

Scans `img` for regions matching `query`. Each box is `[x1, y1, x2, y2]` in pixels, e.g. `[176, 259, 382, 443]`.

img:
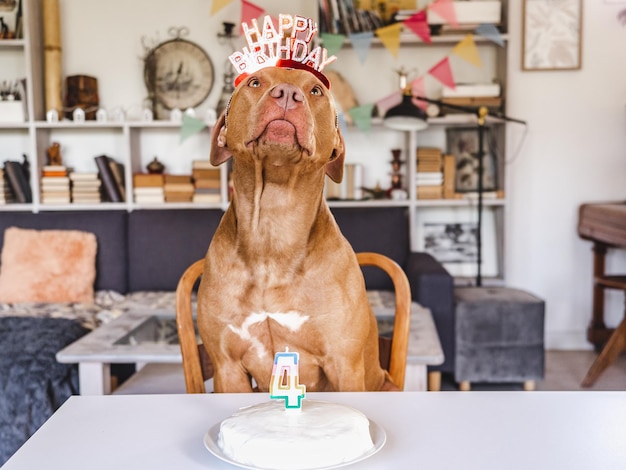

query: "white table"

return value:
[4, 392, 626, 470]
[56, 299, 444, 395]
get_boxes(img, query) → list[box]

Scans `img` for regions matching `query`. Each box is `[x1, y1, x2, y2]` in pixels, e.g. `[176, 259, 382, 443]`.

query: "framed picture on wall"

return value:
[446, 127, 497, 194]
[415, 207, 499, 278]
[522, 0, 583, 71]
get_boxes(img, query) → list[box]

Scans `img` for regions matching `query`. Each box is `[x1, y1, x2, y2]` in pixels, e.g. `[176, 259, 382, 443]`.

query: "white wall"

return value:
[57, 0, 626, 349]
[506, 0, 626, 349]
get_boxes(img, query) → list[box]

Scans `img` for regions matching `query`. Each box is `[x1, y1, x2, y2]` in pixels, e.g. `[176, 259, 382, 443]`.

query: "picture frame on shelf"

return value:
[416, 207, 498, 278]
[522, 0, 583, 71]
[446, 127, 497, 193]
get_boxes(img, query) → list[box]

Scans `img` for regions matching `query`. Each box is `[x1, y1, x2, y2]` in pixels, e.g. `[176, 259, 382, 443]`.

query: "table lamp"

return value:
[383, 68, 428, 131]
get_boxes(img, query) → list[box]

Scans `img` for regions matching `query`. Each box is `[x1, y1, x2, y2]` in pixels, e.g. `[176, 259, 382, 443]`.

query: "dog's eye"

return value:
[248, 78, 261, 88]
[311, 86, 323, 96]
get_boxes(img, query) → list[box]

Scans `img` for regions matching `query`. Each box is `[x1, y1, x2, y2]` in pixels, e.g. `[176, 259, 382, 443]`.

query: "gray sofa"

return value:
[0, 207, 456, 371]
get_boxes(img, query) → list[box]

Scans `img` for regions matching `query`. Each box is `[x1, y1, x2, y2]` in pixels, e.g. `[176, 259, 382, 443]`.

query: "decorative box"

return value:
[0, 100, 25, 122]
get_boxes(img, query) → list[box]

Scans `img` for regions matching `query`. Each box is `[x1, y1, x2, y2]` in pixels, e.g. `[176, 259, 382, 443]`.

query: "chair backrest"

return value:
[176, 252, 411, 393]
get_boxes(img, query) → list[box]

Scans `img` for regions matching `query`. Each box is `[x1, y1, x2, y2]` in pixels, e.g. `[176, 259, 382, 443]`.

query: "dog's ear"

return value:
[325, 129, 345, 183]
[210, 111, 233, 166]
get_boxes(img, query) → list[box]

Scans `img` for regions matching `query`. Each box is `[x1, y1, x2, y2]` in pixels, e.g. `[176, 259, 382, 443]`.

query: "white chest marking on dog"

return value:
[228, 311, 309, 360]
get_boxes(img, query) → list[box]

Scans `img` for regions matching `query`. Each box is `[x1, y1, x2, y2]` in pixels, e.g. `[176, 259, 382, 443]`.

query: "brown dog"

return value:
[197, 66, 396, 393]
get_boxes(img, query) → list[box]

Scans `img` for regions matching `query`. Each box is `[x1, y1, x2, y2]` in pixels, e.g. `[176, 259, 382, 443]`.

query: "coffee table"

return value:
[57, 299, 443, 395]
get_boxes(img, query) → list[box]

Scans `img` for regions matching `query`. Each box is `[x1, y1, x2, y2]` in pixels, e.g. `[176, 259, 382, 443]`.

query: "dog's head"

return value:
[209, 67, 345, 183]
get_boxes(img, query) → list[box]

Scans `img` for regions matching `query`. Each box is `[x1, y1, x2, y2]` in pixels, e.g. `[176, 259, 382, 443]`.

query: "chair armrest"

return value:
[405, 252, 455, 373]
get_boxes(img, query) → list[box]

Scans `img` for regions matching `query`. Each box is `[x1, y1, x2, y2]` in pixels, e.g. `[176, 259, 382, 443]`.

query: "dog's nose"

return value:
[269, 83, 304, 110]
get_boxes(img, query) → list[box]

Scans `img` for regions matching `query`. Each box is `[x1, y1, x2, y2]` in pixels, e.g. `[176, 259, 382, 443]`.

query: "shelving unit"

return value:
[0, 0, 509, 284]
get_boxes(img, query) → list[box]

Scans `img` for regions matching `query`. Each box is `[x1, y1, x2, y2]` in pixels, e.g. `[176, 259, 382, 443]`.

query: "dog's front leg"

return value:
[213, 360, 254, 393]
[323, 356, 367, 391]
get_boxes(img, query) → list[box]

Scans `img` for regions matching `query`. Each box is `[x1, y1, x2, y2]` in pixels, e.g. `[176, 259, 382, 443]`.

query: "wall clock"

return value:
[144, 27, 214, 112]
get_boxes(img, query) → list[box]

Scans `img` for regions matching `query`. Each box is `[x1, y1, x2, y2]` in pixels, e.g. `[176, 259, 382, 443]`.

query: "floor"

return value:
[440, 350, 626, 391]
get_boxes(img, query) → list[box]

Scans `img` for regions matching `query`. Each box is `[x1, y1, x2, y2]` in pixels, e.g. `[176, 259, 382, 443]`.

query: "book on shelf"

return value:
[191, 159, 219, 170]
[4, 160, 32, 203]
[108, 159, 126, 201]
[194, 178, 221, 190]
[95, 155, 125, 203]
[193, 191, 221, 203]
[164, 174, 194, 192]
[416, 185, 443, 200]
[133, 185, 165, 203]
[442, 154, 456, 199]
[133, 173, 165, 187]
[69, 171, 99, 181]
[416, 172, 444, 186]
[0, 170, 15, 204]
[192, 168, 220, 181]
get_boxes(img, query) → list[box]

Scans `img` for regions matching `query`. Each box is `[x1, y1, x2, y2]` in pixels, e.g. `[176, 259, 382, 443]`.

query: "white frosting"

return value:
[218, 400, 374, 470]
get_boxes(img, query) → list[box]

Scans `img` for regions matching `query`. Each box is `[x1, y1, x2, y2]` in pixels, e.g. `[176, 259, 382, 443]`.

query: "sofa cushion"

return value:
[332, 206, 409, 290]
[0, 211, 128, 293]
[127, 210, 223, 291]
[0, 227, 97, 303]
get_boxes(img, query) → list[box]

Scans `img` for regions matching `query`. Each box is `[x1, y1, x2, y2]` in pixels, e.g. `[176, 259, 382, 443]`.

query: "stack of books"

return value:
[164, 174, 194, 202]
[70, 172, 101, 204]
[0, 168, 15, 204]
[41, 164, 70, 204]
[133, 173, 164, 204]
[191, 160, 221, 203]
[416, 147, 443, 200]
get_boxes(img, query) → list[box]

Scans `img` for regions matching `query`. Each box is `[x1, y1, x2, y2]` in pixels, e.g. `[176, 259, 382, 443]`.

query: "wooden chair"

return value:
[175, 252, 411, 393]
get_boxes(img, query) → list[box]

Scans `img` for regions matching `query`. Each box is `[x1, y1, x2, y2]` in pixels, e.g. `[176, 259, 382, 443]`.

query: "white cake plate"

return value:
[204, 419, 386, 470]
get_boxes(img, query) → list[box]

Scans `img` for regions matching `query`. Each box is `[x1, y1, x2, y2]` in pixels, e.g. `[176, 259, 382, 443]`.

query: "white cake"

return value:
[218, 399, 374, 469]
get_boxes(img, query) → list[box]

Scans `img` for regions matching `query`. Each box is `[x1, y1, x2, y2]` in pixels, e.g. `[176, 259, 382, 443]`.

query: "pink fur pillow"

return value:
[0, 227, 97, 303]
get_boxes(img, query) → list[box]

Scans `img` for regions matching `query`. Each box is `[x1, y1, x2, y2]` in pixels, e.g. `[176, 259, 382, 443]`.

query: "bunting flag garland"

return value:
[428, 0, 458, 27]
[452, 34, 482, 67]
[210, 0, 233, 16]
[375, 91, 402, 117]
[474, 24, 504, 47]
[375, 23, 403, 58]
[205, 0, 510, 134]
[180, 115, 208, 143]
[349, 31, 374, 64]
[428, 57, 456, 90]
[321, 33, 346, 59]
[240, 0, 265, 32]
[348, 104, 375, 133]
[403, 10, 431, 44]
[410, 77, 427, 111]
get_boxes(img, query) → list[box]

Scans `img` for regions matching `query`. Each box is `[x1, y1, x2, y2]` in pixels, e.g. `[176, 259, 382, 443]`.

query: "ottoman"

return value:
[454, 287, 545, 391]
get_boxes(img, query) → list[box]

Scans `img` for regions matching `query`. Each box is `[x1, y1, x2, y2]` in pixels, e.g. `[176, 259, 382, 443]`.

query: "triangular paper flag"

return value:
[180, 114, 207, 143]
[403, 10, 431, 44]
[321, 33, 345, 58]
[349, 31, 374, 64]
[210, 0, 233, 16]
[452, 34, 482, 67]
[240, 0, 265, 33]
[375, 23, 403, 58]
[376, 91, 402, 117]
[428, 57, 456, 90]
[410, 77, 428, 111]
[348, 104, 375, 133]
[429, 0, 458, 27]
[475, 24, 504, 47]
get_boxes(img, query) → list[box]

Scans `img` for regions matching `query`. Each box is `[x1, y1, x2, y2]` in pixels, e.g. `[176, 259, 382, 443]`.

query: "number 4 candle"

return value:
[270, 348, 306, 409]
